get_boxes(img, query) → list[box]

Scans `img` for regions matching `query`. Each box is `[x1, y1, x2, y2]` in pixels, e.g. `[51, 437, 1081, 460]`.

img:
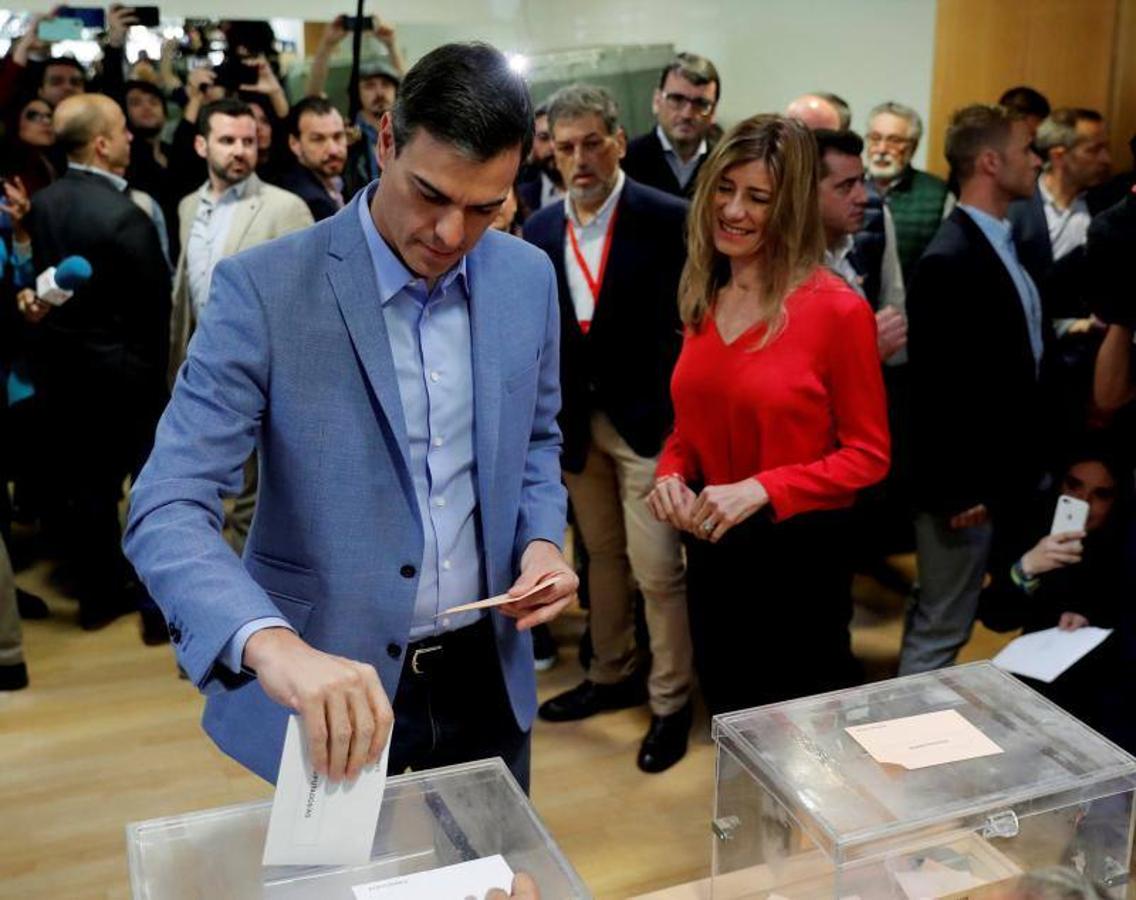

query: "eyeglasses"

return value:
[662, 92, 715, 117]
[866, 132, 912, 149]
[24, 109, 52, 123]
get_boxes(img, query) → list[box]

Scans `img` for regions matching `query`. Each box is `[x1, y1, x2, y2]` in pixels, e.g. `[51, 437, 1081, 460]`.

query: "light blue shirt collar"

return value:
[958, 203, 1012, 246]
[355, 187, 468, 306]
[68, 161, 128, 192]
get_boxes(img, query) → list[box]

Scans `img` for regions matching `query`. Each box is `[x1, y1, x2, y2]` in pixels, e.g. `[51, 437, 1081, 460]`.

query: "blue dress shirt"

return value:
[220, 191, 487, 673]
[960, 204, 1045, 374]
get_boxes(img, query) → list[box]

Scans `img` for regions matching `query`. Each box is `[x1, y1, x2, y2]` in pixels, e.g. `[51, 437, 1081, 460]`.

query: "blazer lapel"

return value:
[465, 248, 502, 547]
[225, 176, 264, 255]
[324, 203, 415, 498]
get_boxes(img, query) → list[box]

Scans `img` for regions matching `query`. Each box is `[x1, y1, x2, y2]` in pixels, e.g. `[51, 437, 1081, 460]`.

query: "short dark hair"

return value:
[124, 79, 167, 112]
[199, 97, 255, 138]
[657, 52, 721, 104]
[391, 42, 533, 162]
[41, 56, 86, 85]
[999, 86, 1050, 120]
[814, 129, 865, 176]
[945, 103, 1021, 183]
[287, 96, 341, 138]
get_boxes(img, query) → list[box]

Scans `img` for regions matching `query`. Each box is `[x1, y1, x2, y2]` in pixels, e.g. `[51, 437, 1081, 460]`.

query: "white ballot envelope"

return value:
[993, 626, 1113, 683]
[845, 709, 1003, 770]
[351, 854, 515, 899]
[262, 716, 391, 867]
[437, 574, 563, 617]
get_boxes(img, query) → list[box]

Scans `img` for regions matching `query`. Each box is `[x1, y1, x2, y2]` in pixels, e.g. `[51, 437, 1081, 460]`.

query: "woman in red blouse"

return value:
[647, 115, 890, 715]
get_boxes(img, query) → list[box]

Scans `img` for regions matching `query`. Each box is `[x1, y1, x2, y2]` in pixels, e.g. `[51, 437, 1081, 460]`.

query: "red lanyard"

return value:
[566, 205, 620, 304]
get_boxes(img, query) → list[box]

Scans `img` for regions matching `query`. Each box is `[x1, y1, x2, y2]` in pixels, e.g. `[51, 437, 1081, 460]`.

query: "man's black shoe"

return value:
[0, 662, 29, 691]
[538, 678, 647, 722]
[16, 589, 49, 620]
[78, 596, 137, 631]
[637, 702, 692, 773]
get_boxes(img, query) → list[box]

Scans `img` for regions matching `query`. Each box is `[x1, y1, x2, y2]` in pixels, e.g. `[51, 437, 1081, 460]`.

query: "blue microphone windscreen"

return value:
[55, 256, 93, 290]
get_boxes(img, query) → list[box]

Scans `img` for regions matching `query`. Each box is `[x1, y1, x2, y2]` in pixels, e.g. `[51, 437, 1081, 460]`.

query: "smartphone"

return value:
[58, 6, 106, 28]
[133, 6, 161, 27]
[1050, 494, 1090, 536]
[214, 60, 259, 90]
[37, 17, 84, 42]
[342, 15, 373, 31]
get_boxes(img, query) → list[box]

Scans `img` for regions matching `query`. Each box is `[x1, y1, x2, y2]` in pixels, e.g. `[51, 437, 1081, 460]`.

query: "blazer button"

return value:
[387, 643, 402, 659]
[400, 564, 416, 579]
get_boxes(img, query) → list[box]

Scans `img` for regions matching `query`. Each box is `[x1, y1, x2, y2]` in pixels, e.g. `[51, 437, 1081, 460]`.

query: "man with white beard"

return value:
[865, 102, 951, 286]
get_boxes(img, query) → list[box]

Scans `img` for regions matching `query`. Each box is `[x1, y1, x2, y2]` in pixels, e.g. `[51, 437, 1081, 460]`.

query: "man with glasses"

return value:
[865, 101, 951, 286]
[622, 53, 720, 198]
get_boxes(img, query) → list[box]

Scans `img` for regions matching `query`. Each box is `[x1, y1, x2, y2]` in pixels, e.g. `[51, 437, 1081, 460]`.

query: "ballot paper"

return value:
[893, 859, 985, 900]
[992, 626, 1113, 683]
[845, 709, 1003, 770]
[351, 854, 515, 899]
[262, 716, 391, 867]
[437, 574, 563, 616]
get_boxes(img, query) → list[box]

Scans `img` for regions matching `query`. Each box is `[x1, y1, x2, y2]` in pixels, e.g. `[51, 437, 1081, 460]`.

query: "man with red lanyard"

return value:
[523, 84, 693, 774]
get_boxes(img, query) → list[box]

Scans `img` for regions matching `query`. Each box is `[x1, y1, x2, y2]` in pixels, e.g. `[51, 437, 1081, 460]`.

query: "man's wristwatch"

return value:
[1010, 560, 1040, 595]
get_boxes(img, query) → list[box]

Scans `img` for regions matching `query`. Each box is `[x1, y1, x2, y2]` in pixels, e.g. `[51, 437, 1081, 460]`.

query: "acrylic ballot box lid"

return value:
[126, 757, 590, 899]
[711, 662, 1136, 866]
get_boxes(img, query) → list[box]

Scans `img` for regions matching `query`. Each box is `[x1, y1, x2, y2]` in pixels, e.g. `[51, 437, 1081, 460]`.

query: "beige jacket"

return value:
[169, 174, 314, 384]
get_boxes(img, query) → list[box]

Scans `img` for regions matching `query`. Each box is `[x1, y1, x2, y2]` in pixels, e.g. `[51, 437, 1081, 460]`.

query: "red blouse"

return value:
[657, 268, 890, 521]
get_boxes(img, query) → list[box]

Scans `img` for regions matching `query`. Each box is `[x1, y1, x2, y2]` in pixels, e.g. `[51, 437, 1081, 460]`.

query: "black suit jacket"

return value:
[907, 208, 1052, 516]
[26, 169, 170, 398]
[523, 177, 689, 473]
[622, 130, 704, 199]
[1008, 184, 1109, 317]
[277, 164, 342, 222]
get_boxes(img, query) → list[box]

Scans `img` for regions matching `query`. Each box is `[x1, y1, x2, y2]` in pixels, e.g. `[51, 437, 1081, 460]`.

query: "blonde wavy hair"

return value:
[679, 114, 825, 343]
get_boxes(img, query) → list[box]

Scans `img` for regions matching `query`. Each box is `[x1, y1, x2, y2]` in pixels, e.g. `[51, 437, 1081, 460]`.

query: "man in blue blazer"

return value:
[124, 43, 578, 791]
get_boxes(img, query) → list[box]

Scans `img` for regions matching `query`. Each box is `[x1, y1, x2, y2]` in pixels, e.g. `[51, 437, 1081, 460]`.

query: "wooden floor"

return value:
[0, 547, 1013, 900]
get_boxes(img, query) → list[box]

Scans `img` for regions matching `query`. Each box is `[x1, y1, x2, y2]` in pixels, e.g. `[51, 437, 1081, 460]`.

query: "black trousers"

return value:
[684, 508, 861, 717]
[387, 618, 531, 793]
[37, 369, 164, 611]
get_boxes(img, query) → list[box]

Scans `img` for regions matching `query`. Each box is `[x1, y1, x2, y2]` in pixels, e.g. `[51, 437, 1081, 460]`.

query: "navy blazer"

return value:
[523, 177, 688, 472]
[622, 130, 704, 199]
[907, 207, 1054, 516]
[124, 191, 567, 782]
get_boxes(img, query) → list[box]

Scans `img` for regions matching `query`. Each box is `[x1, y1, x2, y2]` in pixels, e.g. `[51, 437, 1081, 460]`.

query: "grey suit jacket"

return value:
[169, 174, 313, 383]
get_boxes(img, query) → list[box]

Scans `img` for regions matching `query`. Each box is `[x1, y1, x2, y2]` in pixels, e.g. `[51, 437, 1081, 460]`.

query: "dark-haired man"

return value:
[125, 43, 577, 791]
[622, 52, 719, 198]
[278, 96, 349, 221]
[999, 86, 1051, 137]
[902, 104, 1048, 674]
[167, 98, 313, 557]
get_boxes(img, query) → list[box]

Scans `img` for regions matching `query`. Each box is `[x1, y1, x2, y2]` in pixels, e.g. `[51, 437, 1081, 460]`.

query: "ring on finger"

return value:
[701, 519, 714, 533]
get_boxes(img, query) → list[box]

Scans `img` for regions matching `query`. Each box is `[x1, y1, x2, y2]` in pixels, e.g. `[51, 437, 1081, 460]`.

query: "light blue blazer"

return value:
[124, 191, 567, 782]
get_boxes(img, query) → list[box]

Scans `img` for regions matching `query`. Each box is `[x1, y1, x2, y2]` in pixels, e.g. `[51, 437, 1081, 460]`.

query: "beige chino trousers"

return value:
[564, 412, 692, 716]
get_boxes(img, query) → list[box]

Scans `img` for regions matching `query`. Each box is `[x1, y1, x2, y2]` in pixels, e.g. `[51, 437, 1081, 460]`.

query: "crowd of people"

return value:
[2, 11, 1135, 803]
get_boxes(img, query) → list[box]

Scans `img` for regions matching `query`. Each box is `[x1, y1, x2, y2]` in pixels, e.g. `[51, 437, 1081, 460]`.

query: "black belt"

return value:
[404, 618, 491, 678]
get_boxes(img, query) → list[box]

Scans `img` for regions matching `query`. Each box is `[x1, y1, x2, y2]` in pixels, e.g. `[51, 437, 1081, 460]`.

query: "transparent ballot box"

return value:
[126, 757, 589, 898]
[710, 662, 1136, 900]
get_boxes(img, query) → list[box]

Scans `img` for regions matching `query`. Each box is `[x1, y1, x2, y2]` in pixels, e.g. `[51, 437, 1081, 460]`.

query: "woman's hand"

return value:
[1020, 531, 1086, 578]
[647, 475, 697, 532]
[689, 478, 770, 543]
[1058, 611, 1090, 631]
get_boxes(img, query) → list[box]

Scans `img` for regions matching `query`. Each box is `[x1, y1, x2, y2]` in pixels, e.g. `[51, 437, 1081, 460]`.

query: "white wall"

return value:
[15, 0, 939, 165]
